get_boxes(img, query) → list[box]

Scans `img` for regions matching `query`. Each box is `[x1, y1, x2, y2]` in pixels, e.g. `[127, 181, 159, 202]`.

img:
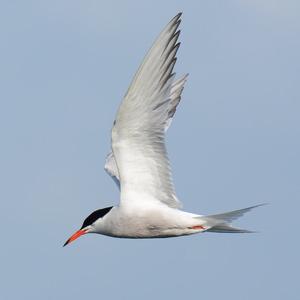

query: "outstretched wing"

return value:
[104, 74, 188, 189]
[111, 13, 184, 209]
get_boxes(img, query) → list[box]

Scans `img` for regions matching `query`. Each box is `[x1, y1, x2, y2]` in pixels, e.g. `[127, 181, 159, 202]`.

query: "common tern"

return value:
[64, 13, 262, 247]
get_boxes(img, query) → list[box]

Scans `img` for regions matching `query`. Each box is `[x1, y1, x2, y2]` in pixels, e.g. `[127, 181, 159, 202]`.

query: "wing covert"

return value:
[104, 74, 188, 189]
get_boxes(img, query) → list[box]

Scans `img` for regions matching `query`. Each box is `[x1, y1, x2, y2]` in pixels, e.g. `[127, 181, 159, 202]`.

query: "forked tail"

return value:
[201, 204, 265, 233]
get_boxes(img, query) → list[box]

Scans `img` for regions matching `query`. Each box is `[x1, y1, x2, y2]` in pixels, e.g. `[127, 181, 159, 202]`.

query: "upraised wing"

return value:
[104, 74, 188, 189]
[110, 13, 185, 209]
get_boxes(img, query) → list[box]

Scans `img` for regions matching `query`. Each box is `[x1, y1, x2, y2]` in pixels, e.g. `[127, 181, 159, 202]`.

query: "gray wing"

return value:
[111, 13, 187, 209]
[104, 74, 188, 190]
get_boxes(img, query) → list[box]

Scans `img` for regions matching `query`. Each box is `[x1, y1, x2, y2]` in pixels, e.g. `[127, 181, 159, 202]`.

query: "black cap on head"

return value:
[81, 206, 113, 229]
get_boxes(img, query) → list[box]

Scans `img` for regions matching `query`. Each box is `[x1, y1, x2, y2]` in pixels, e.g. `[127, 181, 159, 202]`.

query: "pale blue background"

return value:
[1, 1, 299, 299]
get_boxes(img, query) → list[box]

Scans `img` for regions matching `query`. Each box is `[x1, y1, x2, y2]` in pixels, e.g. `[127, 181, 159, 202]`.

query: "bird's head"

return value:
[63, 206, 113, 247]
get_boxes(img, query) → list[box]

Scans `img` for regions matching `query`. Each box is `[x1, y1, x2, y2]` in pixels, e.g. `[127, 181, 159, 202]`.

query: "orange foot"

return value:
[189, 225, 205, 230]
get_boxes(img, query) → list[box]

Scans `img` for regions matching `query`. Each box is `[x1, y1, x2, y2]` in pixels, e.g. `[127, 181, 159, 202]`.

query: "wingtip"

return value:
[252, 203, 269, 209]
[176, 12, 183, 19]
[170, 12, 183, 24]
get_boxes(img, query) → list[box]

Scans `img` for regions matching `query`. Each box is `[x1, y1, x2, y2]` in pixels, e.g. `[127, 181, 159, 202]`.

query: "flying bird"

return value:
[64, 13, 262, 247]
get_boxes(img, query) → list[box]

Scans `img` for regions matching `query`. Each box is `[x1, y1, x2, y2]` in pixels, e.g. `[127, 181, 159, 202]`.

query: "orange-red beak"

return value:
[63, 229, 88, 247]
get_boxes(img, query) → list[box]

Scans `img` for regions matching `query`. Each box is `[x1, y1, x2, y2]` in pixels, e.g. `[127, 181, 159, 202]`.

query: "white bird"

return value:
[64, 13, 262, 247]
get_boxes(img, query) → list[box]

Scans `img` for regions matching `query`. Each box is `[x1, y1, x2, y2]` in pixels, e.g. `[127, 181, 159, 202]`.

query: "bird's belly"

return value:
[104, 225, 198, 239]
[102, 209, 204, 238]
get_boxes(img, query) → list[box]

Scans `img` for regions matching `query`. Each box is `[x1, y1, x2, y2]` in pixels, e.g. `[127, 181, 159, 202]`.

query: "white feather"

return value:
[111, 13, 183, 209]
[104, 74, 188, 189]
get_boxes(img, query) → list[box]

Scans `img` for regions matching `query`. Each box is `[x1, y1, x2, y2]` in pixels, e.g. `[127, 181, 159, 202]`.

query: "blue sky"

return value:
[1, 1, 299, 299]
